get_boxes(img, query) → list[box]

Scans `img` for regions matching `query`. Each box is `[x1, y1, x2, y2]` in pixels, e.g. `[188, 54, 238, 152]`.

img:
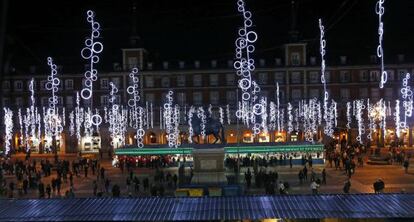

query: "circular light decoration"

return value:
[127, 67, 145, 148]
[376, 0, 387, 88]
[234, 0, 264, 135]
[401, 73, 413, 130]
[80, 10, 103, 127]
[164, 91, 180, 148]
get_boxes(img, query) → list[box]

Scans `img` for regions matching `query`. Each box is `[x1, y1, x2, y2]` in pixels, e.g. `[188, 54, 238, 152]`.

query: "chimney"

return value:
[211, 60, 217, 68]
[162, 61, 169, 70]
[398, 54, 405, 63]
[259, 59, 266, 67]
[179, 61, 185, 69]
[310, 57, 316, 66]
[194, 60, 200, 69]
[227, 60, 233, 68]
[275, 58, 282, 66]
[147, 62, 153, 70]
[340, 56, 347, 65]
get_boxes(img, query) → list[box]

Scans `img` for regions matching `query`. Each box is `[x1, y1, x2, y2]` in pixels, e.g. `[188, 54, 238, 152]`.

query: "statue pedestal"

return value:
[192, 148, 226, 184]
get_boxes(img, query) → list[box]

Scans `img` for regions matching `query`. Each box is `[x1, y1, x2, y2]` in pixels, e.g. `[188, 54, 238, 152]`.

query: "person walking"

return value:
[310, 180, 319, 194]
[403, 158, 409, 173]
[321, 168, 326, 185]
[343, 180, 351, 194]
[46, 184, 51, 198]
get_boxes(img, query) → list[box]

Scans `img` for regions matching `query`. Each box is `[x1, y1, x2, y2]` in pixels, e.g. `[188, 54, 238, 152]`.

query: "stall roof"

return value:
[0, 194, 413, 221]
[114, 144, 324, 156]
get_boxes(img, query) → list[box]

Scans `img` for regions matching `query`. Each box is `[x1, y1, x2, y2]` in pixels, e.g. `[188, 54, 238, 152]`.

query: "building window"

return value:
[309, 89, 319, 99]
[258, 73, 268, 85]
[111, 77, 120, 88]
[177, 75, 186, 87]
[161, 77, 170, 88]
[100, 78, 109, 89]
[193, 92, 202, 105]
[2, 98, 10, 107]
[65, 79, 74, 90]
[359, 88, 368, 98]
[177, 92, 186, 105]
[145, 93, 155, 103]
[291, 72, 301, 84]
[386, 70, 395, 81]
[2, 81, 10, 91]
[340, 71, 350, 83]
[226, 74, 235, 86]
[370, 71, 380, 82]
[145, 76, 154, 88]
[227, 91, 236, 104]
[40, 80, 47, 90]
[398, 69, 408, 80]
[274, 72, 285, 84]
[371, 88, 380, 99]
[210, 91, 219, 105]
[291, 52, 300, 66]
[340, 88, 350, 101]
[66, 96, 73, 107]
[385, 88, 393, 99]
[209, 74, 219, 86]
[41, 97, 49, 106]
[15, 97, 23, 107]
[309, 71, 319, 84]
[359, 70, 369, 82]
[291, 89, 302, 101]
[14, 81, 23, 91]
[100, 96, 109, 106]
[193, 75, 202, 87]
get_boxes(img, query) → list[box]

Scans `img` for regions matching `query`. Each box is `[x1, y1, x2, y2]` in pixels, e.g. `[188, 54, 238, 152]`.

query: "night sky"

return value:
[4, 0, 414, 73]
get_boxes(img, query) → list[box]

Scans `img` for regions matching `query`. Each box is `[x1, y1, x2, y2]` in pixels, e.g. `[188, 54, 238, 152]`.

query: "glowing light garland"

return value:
[376, 0, 387, 88]
[395, 100, 401, 136]
[354, 100, 365, 143]
[226, 104, 231, 125]
[108, 82, 126, 148]
[197, 106, 206, 137]
[219, 107, 224, 125]
[401, 73, 413, 130]
[127, 68, 145, 148]
[287, 103, 293, 134]
[44, 57, 63, 151]
[187, 106, 195, 143]
[80, 10, 103, 127]
[346, 102, 352, 130]
[234, 0, 265, 135]
[4, 108, 13, 156]
[164, 91, 180, 148]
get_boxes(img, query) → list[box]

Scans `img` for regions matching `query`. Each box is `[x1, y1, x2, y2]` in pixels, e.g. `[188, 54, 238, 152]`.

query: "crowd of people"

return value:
[1, 137, 412, 199]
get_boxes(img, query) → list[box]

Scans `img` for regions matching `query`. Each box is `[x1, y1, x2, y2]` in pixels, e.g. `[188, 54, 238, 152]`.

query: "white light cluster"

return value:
[164, 91, 180, 148]
[197, 106, 206, 137]
[400, 73, 413, 130]
[187, 106, 195, 143]
[44, 57, 63, 150]
[4, 108, 13, 156]
[80, 10, 103, 127]
[269, 102, 276, 130]
[108, 82, 127, 148]
[226, 104, 231, 125]
[234, 0, 265, 135]
[127, 68, 145, 148]
[346, 102, 352, 130]
[276, 82, 281, 132]
[376, 0, 387, 88]
[75, 92, 84, 143]
[394, 100, 401, 136]
[23, 79, 41, 152]
[354, 100, 365, 143]
[219, 107, 224, 125]
[287, 103, 293, 134]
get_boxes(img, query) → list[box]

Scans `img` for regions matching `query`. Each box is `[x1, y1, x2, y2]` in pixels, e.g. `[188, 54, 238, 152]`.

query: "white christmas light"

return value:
[376, 0, 387, 88]
[80, 10, 103, 127]
[4, 108, 13, 156]
[127, 68, 145, 148]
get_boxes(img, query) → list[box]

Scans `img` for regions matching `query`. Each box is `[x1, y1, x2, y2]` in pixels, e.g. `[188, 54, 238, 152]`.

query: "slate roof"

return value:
[0, 194, 413, 221]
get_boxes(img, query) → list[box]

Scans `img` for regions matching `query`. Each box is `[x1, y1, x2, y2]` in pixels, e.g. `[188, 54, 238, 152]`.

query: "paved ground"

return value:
[3, 153, 414, 199]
